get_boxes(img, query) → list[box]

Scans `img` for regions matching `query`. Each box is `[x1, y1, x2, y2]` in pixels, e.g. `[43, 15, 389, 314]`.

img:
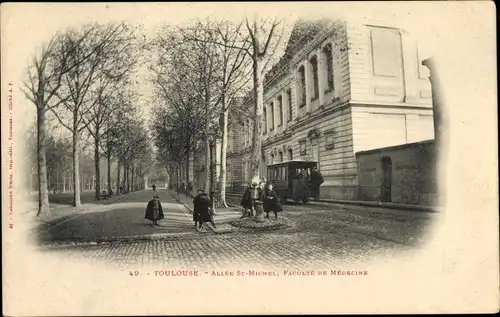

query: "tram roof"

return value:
[267, 159, 318, 167]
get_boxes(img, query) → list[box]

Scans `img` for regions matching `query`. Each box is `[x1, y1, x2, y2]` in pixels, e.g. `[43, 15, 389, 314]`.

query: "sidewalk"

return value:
[224, 192, 440, 213]
[27, 192, 136, 230]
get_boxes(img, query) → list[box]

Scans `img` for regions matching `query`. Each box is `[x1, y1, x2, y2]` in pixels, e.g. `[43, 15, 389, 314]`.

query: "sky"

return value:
[2, 2, 467, 141]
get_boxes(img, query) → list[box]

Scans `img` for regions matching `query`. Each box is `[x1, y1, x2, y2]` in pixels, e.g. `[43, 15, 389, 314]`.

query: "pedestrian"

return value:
[240, 179, 260, 218]
[192, 189, 204, 228]
[263, 183, 283, 219]
[144, 184, 164, 227]
[194, 191, 216, 230]
[310, 167, 324, 200]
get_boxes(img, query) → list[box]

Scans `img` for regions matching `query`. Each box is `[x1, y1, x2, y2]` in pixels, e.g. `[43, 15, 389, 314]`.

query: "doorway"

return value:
[380, 156, 392, 202]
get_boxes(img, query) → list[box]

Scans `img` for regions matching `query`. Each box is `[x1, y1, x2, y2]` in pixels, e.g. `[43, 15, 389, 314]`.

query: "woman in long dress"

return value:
[263, 183, 283, 219]
[145, 184, 165, 227]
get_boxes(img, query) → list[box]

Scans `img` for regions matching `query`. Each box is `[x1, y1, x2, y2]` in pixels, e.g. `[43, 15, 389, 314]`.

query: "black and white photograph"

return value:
[1, 2, 498, 316]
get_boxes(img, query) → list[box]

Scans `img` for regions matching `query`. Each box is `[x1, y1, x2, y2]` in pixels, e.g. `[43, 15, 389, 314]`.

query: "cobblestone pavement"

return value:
[39, 190, 439, 269]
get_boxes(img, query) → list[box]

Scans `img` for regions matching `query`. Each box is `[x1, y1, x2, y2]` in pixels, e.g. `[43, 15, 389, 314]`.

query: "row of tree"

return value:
[23, 22, 153, 217]
[149, 17, 287, 213]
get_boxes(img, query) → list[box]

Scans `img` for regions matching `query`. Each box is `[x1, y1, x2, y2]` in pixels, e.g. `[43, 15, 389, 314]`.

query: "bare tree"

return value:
[50, 23, 134, 207]
[151, 25, 220, 192]
[21, 28, 100, 216]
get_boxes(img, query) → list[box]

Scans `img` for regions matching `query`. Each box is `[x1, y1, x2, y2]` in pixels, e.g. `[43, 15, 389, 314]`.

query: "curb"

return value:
[224, 192, 439, 213]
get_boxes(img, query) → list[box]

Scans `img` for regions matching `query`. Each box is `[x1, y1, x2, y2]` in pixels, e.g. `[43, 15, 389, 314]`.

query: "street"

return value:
[37, 189, 438, 269]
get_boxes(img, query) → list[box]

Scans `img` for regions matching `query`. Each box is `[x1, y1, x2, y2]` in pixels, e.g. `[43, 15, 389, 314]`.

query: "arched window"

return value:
[322, 44, 334, 91]
[269, 101, 275, 131]
[286, 89, 293, 121]
[270, 153, 275, 164]
[277, 96, 283, 127]
[288, 148, 293, 160]
[297, 66, 306, 107]
[279, 151, 284, 162]
[309, 55, 319, 100]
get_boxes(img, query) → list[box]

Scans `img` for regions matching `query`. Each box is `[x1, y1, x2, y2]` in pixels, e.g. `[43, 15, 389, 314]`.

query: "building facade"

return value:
[226, 18, 435, 200]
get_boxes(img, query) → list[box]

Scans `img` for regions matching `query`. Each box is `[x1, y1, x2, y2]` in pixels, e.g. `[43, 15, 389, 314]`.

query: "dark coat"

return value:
[144, 199, 164, 221]
[263, 189, 283, 212]
[310, 170, 324, 185]
[194, 194, 212, 222]
[241, 186, 263, 209]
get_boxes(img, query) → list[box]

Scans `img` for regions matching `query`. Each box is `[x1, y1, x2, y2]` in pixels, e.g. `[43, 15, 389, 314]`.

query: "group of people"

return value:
[145, 184, 216, 230]
[144, 166, 323, 228]
[240, 179, 283, 219]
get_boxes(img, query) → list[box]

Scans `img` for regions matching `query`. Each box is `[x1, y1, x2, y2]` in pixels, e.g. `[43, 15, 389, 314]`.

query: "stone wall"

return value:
[355, 140, 437, 205]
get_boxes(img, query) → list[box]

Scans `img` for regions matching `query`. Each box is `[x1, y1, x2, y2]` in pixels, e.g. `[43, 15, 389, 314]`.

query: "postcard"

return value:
[1, 2, 498, 315]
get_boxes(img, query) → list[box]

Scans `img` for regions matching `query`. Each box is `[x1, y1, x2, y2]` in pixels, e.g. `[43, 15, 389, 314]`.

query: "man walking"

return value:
[310, 167, 324, 200]
[192, 189, 203, 228]
[193, 190, 216, 230]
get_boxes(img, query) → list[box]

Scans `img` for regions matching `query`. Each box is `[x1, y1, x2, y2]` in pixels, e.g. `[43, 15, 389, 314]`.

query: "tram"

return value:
[266, 160, 318, 204]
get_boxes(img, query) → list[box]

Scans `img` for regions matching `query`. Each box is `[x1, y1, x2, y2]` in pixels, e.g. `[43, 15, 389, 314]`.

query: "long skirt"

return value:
[145, 199, 165, 221]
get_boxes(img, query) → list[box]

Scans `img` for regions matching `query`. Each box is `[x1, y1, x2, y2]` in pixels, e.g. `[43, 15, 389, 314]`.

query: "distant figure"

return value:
[193, 191, 216, 229]
[263, 183, 282, 219]
[145, 184, 164, 227]
[310, 167, 324, 200]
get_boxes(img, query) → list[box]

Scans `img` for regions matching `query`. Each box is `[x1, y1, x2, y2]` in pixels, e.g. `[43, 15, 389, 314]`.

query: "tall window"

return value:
[310, 56, 319, 100]
[323, 44, 334, 91]
[270, 153, 275, 164]
[370, 27, 402, 77]
[286, 89, 293, 121]
[263, 107, 267, 134]
[277, 96, 283, 127]
[288, 148, 293, 160]
[298, 66, 306, 107]
[269, 102, 275, 131]
[278, 151, 283, 162]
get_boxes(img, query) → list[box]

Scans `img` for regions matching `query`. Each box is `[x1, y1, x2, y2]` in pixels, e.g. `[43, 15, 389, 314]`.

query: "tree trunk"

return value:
[204, 138, 210, 193]
[131, 164, 135, 192]
[107, 154, 112, 194]
[204, 96, 211, 192]
[185, 151, 190, 186]
[250, 25, 264, 222]
[72, 129, 82, 207]
[94, 133, 101, 200]
[122, 164, 126, 191]
[116, 160, 121, 194]
[36, 107, 50, 217]
[126, 166, 130, 192]
[219, 108, 229, 207]
[250, 57, 264, 182]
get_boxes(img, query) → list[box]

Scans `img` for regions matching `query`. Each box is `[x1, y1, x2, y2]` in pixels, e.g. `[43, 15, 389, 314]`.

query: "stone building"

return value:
[226, 17, 434, 200]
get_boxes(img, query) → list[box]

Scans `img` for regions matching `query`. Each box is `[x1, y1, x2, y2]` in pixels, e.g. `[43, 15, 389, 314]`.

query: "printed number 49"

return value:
[129, 271, 139, 276]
